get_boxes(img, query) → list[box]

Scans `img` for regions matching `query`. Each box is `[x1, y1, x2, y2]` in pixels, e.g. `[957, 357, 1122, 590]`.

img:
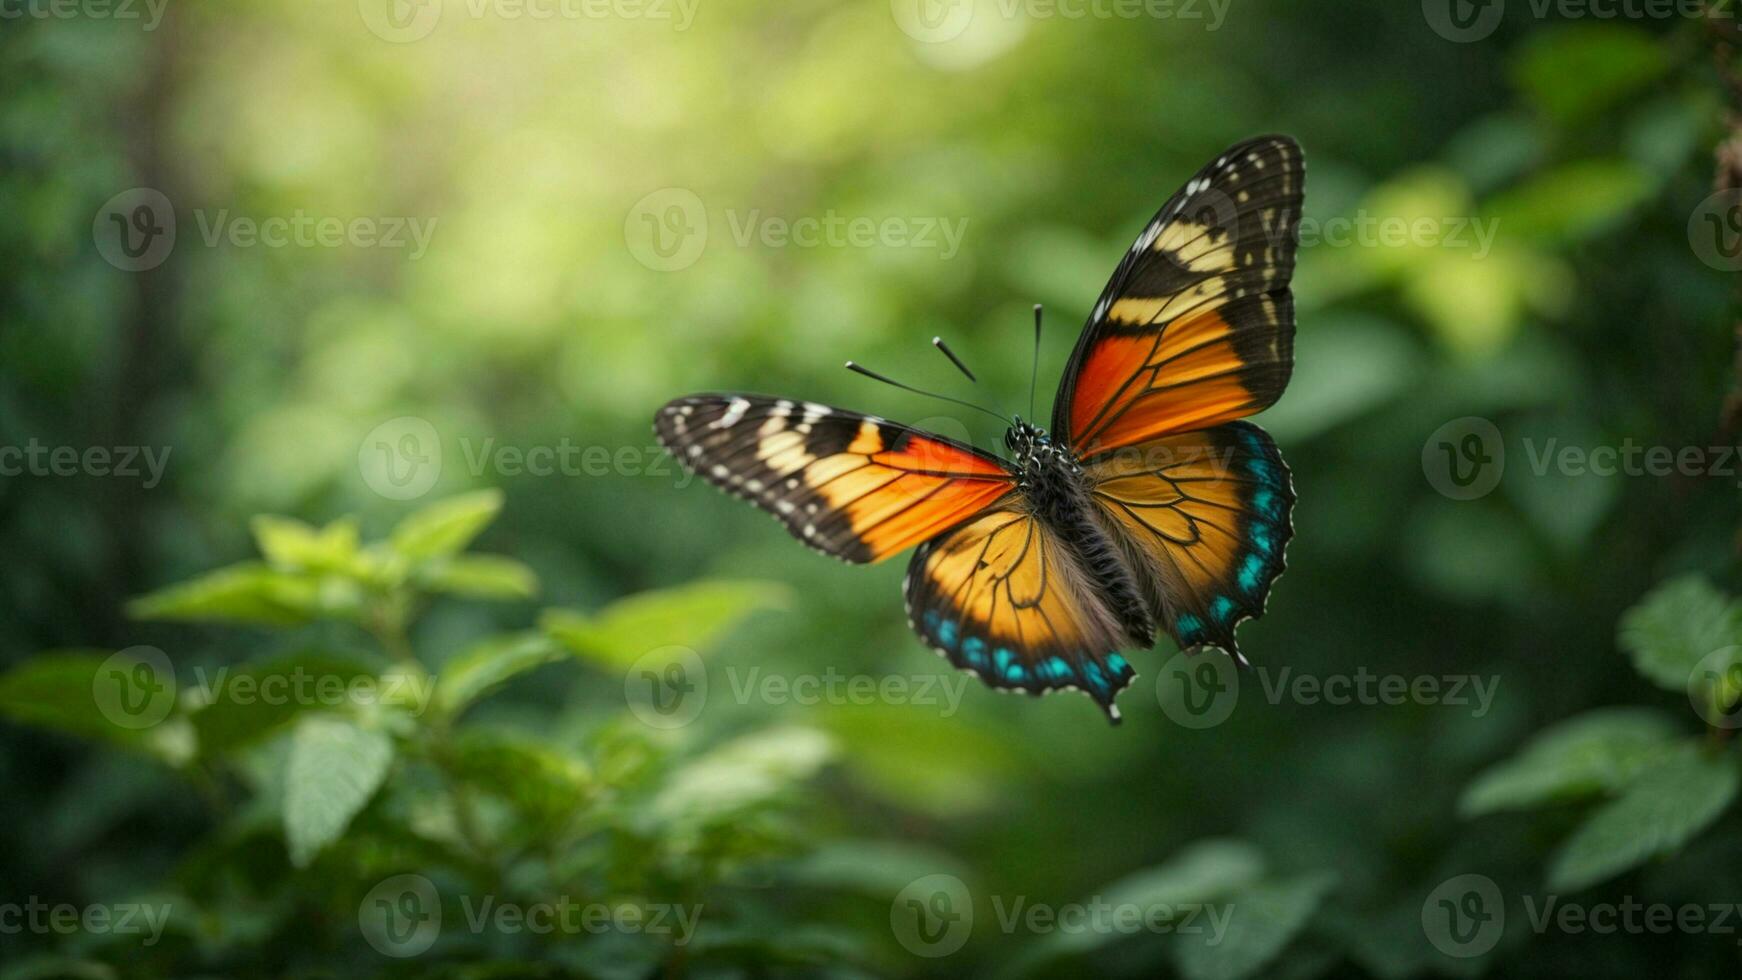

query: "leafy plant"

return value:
[1460, 575, 1742, 891]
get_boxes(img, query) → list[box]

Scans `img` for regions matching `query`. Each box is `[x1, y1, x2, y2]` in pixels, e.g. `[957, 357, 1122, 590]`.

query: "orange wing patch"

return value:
[905, 506, 1140, 721]
[1085, 422, 1293, 665]
[656, 395, 1013, 564]
[1054, 135, 1302, 456]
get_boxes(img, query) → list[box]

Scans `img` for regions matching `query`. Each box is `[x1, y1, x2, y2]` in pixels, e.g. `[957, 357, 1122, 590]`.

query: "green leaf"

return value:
[251, 515, 360, 573]
[1547, 743, 1739, 892]
[1481, 160, 1653, 244]
[542, 580, 790, 668]
[127, 562, 323, 626]
[283, 715, 394, 867]
[651, 726, 834, 823]
[388, 489, 504, 561]
[1618, 575, 1742, 693]
[0, 651, 169, 751]
[416, 555, 539, 601]
[445, 728, 592, 833]
[187, 650, 386, 752]
[1172, 873, 1337, 980]
[434, 633, 564, 718]
[1459, 708, 1682, 817]
[1512, 23, 1669, 125]
[1009, 840, 1268, 972]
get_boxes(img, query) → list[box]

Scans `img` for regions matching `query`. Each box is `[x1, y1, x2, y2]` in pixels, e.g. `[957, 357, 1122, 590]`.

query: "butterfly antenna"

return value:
[844, 360, 1013, 426]
[1028, 304, 1043, 422]
[931, 336, 978, 383]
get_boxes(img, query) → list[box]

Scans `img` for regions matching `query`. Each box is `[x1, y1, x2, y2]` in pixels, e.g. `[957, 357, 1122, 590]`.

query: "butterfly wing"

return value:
[906, 503, 1141, 722]
[1052, 135, 1303, 455]
[1084, 422, 1293, 665]
[655, 394, 1014, 563]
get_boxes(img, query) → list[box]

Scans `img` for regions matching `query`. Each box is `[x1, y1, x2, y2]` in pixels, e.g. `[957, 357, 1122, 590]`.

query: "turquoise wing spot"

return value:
[1107, 653, 1128, 673]
[1005, 662, 1027, 682]
[1177, 613, 1206, 643]
[994, 647, 1014, 672]
[1250, 524, 1274, 557]
[963, 636, 988, 668]
[1085, 662, 1108, 692]
[1044, 656, 1070, 682]
[1211, 595, 1237, 623]
[1239, 553, 1266, 594]
[937, 619, 959, 650]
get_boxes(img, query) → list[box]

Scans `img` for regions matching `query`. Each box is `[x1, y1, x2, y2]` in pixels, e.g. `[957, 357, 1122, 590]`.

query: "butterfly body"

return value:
[1003, 417, 1158, 650]
[656, 135, 1304, 723]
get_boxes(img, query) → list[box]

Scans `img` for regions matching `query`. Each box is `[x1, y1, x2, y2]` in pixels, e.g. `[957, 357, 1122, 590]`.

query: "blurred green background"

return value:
[4, 0, 1742, 976]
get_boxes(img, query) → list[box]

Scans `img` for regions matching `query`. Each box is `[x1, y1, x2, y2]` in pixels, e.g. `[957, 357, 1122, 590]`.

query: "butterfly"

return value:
[654, 135, 1302, 723]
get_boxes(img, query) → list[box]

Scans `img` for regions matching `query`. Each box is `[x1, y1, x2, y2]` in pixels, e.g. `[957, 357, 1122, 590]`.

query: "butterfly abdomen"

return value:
[1019, 449, 1157, 648]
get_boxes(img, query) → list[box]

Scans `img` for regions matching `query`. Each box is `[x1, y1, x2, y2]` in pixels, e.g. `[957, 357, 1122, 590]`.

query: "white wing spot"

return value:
[714, 397, 751, 429]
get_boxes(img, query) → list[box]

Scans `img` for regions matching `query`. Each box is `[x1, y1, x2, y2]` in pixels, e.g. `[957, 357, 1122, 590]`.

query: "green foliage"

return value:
[542, 580, 791, 669]
[1172, 873, 1337, 980]
[1546, 744, 1739, 892]
[1459, 708, 1681, 816]
[284, 715, 396, 867]
[7, 3, 1742, 976]
[1618, 574, 1742, 693]
[1460, 579, 1742, 894]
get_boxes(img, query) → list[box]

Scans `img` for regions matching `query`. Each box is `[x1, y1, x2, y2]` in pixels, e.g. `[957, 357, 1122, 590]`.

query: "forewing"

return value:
[1054, 135, 1303, 455]
[655, 394, 1014, 563]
